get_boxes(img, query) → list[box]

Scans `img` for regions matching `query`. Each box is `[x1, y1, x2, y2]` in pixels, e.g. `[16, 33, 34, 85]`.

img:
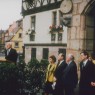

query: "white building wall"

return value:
[23, 7, 67, 63]
[36, 11, 51, 43]
[25, 46, 66, 63]
[23, 16, 31, 43]
[23, 9, 67, 44]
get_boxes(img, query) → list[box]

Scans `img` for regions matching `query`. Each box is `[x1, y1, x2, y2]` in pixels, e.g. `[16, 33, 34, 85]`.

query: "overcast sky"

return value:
[0, 0, 22, 30]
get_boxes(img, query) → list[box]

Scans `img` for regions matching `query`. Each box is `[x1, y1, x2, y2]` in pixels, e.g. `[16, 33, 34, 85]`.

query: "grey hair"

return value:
[6, 42, 12, 47]
[68, 54, 74, 61]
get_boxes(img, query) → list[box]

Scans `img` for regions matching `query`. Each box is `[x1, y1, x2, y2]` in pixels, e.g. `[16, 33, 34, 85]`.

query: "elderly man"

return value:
[5, 42, 18, 64]
[63, 54, 78, 95]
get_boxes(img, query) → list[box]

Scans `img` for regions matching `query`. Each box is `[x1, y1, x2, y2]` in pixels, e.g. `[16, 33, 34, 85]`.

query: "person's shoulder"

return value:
[62, 60, 66, 63]
[11, 48, 16, 52]
[87, 60, 95, 68]
[72, 61, 77, 65]
[87, 60, 94, 64]
[62, 61, 67, 66]
[11, 48, 18, 54]
[71, 61, 78, 69]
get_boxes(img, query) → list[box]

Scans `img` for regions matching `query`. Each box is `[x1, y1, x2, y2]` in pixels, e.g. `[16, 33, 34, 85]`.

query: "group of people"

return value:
[44, 51, 95, 95]
[3, 42, 95, 95]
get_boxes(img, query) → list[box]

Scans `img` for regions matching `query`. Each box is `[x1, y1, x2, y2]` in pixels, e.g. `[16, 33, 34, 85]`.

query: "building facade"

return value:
[62, 0, 95, 62]
[0, 30, 5, 56]
[22, 0, 67, 62]
[9, 27, 23, 54]
[5, 19, 23, 54]
[22, 0, 95, 63]
[0, 30, 5, 44]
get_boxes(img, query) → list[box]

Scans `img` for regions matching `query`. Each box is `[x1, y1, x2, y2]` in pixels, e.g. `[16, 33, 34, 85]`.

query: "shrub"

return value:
[0, 62, 19, 95]
[0, 58, 48, 95]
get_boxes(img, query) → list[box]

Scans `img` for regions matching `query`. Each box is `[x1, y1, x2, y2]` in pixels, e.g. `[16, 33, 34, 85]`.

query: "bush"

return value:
[23, 58, 48, 94]
[0, 62, 19, 95]
[0, 58, 48, 95]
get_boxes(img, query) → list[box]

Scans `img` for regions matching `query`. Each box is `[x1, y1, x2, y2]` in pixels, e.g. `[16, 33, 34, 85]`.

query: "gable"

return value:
[11, 28, 23, 41]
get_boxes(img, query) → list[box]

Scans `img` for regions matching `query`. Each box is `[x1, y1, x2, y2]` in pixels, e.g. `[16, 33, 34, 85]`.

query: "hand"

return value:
[91, 82, 95, 86]
[52, 82, 56, 90]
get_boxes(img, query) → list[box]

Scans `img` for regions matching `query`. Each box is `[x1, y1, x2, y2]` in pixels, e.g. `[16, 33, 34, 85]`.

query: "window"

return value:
[43, 48, 49, 59]
[59, 11, 63, 26]
[31, 16, 36, 31]
[58, 33, 62, 41]
[15, 42, 19, 48]
[30, 34, 35, 41]
[51, 34, 56, 41]
[52, 11, 57, 26]
[19, 33, 22, 38]
[31, 48, 36, 59]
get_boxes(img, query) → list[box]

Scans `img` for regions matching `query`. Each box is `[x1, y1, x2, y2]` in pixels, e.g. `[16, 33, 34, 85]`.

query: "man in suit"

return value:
[54, 53, 67, 95]
[63, 54, 78, 95]
[5, 42, 18, 64]
[79, 50, 95, 95]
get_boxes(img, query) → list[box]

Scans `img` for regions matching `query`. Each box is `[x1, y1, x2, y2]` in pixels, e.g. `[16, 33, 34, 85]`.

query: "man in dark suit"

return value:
[5, 42, 18, 64]
[63, 54, 78, 95]
[54, 53, 67, 95]
[79, 51, 95, 95]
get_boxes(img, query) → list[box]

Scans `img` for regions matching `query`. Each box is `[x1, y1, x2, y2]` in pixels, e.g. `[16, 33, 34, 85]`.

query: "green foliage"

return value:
[28, 58, 40, 68]
[40, 59, 49, 66]
[0, 62, 19, 95]
[24, 58, 48, 94]
[0, 58, 48, 95]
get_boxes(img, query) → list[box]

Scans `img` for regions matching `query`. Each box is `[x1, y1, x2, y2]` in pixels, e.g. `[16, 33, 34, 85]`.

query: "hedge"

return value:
[0, 58, 48, 95]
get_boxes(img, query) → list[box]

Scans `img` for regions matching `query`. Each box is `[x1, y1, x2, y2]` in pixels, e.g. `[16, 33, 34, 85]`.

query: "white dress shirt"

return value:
[83, 59, 88, 67]
[7, 49, 11, 55]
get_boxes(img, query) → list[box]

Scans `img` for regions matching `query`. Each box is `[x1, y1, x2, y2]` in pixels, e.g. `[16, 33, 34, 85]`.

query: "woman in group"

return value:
[44, 55, 56, 95]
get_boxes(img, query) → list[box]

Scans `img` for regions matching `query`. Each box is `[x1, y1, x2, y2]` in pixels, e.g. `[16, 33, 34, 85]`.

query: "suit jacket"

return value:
[54, 60, 67, 83]
[63, 61, 78, 89]
[54, 61, 67, 95]
[5, 48, 18, 63]
[45, 63, 56, 82]
[79, 60, 95, 95]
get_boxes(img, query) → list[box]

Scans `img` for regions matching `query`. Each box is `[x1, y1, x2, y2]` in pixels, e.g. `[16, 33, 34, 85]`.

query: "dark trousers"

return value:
[79, 87, 95, 95]
[65, 87, 74, 95]
[53, 81, 64, 95]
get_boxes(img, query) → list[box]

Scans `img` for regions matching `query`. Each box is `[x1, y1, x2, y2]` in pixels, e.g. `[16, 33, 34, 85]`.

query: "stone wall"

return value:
[66, 0, 93, 63]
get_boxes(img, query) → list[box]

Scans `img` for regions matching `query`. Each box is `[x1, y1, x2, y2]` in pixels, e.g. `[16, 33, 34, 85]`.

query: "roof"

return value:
[5, 18, 23, 42]
[6, 27, 23, 41]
